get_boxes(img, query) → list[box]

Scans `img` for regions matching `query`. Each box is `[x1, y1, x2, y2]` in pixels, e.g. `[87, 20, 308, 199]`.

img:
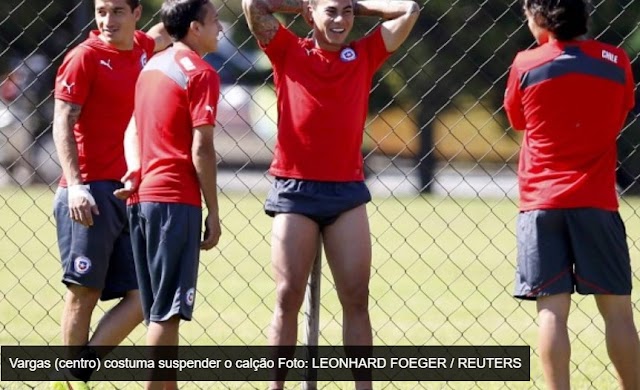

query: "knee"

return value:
[274, 282, 306, 315]
[66, 285, 101, 309]
[537, 308, 568, 329]
[338, 284, 369, 315]
[122, 290, 144, 322]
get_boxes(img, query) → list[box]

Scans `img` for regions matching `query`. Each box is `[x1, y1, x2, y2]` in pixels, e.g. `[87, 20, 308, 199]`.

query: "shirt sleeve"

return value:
[358, 26, 392, 76]
[54, 46, 95, 105]
[504, 58, 526, 131]
[189, 69, 221, 128]
[260, 24, 298, 68]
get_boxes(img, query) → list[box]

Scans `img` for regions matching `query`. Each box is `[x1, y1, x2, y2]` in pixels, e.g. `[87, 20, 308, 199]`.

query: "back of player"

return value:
[503, 1, 640, 389]
[120, 0, 222, 388]
[505, 39, 634, 211]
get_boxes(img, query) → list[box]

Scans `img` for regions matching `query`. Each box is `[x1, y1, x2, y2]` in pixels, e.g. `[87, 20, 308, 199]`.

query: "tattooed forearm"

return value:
[355, 0, 418, 19]
[243, 0, 305, 45]
[53, 99, 83, 185]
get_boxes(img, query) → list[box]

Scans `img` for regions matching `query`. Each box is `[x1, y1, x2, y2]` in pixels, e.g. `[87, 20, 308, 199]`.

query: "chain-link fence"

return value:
[2, 0, 640, 388]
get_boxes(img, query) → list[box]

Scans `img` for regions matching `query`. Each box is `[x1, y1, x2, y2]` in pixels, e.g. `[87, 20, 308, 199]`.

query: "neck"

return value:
[548, 34, 588, 44]
[173, 40, 203, 56]
[313, 36, 342, 52]
[98, 34, 134, 50]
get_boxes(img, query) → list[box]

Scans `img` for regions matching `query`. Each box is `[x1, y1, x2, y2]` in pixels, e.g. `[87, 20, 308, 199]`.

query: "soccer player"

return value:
[242, 0, 418, 388]
[114, 0, 222, 388]
[504, 1, 640, 389]
[51, 0, 170, 387]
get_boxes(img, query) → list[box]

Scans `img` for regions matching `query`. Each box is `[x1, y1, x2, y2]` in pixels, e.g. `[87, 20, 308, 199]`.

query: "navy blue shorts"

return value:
[128, 202, 202, 323]
[264, 178, 371, 228]
[514, 208, 632, 300]
[53, 181, 136, 301]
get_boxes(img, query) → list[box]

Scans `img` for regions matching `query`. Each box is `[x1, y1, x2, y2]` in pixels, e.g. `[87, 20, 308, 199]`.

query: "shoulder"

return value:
[58, 40, 98, 72]
[263, 24, 304, 53]
[511, 44, 559, 73]
[65, 40, 97, 61]
[174, 51, 212, 74]
[582, 40, 630, 65]
[133, 30, 155, 53]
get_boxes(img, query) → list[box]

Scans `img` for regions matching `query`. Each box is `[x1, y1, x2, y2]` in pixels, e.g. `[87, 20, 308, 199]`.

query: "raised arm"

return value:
[355, 0, 419, 52]
[147, 22, 172, 52]
[242, 0, 304, 46]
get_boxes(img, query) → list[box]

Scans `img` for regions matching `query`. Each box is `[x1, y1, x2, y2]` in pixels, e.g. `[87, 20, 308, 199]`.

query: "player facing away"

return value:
[504, 1, 640, 389]
[114, 0, 222, 388]
[51, 0, 170, 388]
[243, 0, 418, 388]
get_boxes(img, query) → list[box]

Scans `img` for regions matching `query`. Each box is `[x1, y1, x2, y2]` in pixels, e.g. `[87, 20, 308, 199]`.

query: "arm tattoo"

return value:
[53, 99, 83, 184]
[244, 0, 304, 45]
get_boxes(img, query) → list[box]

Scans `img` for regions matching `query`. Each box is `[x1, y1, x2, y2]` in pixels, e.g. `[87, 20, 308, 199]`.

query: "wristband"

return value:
[68, 184, 97, 206]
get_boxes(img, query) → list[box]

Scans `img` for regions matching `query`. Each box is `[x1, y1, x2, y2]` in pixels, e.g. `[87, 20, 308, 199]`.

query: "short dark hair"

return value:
[95, 0, 141, 12]
[125, 0, 140, 11]
[523, 0, 589, 41]
[161, 0, 210, 41]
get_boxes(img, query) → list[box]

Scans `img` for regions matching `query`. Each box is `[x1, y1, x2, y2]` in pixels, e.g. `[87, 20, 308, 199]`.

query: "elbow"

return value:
[192, 142, 216, 163]
[407, 1, 419, 17]
[243, 0, 267, 14]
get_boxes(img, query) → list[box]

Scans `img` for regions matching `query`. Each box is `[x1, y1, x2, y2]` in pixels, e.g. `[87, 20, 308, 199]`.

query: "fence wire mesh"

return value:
[2, 0, 640, 389]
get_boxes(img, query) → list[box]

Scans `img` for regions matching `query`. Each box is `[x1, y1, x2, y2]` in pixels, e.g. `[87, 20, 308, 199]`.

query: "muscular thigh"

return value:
[271, 213, 321, 291]
[323, 205, 372, 293]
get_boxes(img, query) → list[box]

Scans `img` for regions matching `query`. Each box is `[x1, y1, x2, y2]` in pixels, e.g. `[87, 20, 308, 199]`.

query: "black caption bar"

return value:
[1, 345, 530, 382]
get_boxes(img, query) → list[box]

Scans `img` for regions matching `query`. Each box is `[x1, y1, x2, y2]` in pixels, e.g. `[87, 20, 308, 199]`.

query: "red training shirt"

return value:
[504, 39, 635, 211]
[261, 25, 391, 182]
[129, 48, 220, 207]
[54, 30, 155, 186]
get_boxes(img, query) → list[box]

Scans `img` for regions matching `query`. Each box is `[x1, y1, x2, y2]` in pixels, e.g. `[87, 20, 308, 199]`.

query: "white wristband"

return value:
[68, 184, 97, 206]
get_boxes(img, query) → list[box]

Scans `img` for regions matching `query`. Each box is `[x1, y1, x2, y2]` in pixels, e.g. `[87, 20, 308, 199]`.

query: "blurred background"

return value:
[3, 1, 640, 389]
[2, 0, 640, 193]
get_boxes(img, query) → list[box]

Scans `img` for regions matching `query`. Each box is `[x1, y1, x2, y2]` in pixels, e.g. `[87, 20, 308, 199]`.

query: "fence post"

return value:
[303, 235, 322, 390]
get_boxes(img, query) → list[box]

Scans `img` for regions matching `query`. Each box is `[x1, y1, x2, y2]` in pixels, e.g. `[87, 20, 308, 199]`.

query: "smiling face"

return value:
[309, 0, 355, 51]
[94, 0, 141, 50]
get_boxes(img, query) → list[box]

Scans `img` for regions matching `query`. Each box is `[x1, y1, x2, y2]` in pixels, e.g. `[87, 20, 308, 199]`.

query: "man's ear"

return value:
[133, 5, 142, 21]
[189, 20, 200, 35]
[304, 2, 314, 26]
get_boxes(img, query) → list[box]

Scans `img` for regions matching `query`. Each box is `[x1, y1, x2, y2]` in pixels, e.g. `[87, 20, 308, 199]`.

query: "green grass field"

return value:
[2, 185, 640, 389]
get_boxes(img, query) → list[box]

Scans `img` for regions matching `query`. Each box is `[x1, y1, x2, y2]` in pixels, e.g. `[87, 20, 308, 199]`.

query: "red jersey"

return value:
[129, 48, 220, 207]
[54, 30, 155, 186]
[504, 39, 635, 211]
[261, 25, 391, 181]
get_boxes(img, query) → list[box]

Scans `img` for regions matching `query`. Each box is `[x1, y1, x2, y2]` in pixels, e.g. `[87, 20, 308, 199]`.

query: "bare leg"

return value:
[89, 289, 143, 346]
[595, 294, 640, 390]
[269, 213, 320, 389]
[323, 205, 373, 390]
[145, 315, 180, 390]
[536, 294, 571, 390]
[62, 285, 101, 346]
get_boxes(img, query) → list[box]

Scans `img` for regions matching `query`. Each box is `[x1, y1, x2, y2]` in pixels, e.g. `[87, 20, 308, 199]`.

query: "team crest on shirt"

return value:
[185, 287, 196, 306]
[140, 52, 148, 67]
[339, 48, 357, 62]
[74, 256, 92, 274]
